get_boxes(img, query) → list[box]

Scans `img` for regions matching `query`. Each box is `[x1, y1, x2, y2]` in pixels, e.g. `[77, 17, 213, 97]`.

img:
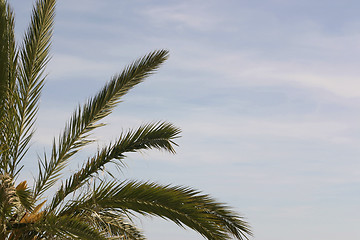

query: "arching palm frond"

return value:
[34, 50, 169, 199]
[8, 214, 106, 240]
[60, 181, 252, 240]
[39, 215, 107, 240]
[49, 121, 180, 212]
[72, 210, 145, 240]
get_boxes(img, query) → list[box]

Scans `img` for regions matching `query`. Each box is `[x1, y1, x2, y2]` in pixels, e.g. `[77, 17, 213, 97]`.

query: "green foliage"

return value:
[0, 0, 252, 239]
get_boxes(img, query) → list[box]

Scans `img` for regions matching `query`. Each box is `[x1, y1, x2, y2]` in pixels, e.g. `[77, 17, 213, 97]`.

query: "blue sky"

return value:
[10, 0, 360, 239]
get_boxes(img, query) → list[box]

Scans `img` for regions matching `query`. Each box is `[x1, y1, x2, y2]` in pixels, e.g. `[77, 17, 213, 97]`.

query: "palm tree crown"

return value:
[0, 0, 252, 239]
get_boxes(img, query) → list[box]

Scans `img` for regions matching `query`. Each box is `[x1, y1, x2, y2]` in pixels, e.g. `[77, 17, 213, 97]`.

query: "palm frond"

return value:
[7, 0, 55, 177]
[6, 214, 106, 240]
[34, 49, 169, 198]
[61, 180, 252, 240]
[38, 214, 107, 240]
[0, 0, 17, 175]
[76, 210, 145, 240]
[0, 0, 12, 107]
[0, 0, 16, 107]
[49, 121, 180, 211]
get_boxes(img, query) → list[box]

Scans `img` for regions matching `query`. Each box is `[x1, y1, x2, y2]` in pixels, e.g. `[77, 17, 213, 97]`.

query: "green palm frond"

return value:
[61, 181, 252, 240]
[0, 0, 10, 174]
[77, 210, 145, 240]
[34, 49, 169, 198]
[0, 0, 12, 106]
[49, 121, 180, 211]
[7, 214, 106, 240]
[36, 215, 107, 240]
[0, 0, 16, 107]
[0, 0, 17, 175]
[6, 0, 55, 177]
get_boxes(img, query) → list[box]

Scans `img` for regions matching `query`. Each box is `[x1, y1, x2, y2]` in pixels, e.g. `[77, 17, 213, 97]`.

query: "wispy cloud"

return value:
[140, 3, 223, 31]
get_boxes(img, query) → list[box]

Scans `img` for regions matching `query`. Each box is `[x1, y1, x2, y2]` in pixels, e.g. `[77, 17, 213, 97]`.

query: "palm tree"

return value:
[0, 0, 252, 239]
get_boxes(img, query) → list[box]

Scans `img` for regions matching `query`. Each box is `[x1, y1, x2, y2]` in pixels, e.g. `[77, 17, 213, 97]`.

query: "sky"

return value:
[9, 0, 360, 239]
